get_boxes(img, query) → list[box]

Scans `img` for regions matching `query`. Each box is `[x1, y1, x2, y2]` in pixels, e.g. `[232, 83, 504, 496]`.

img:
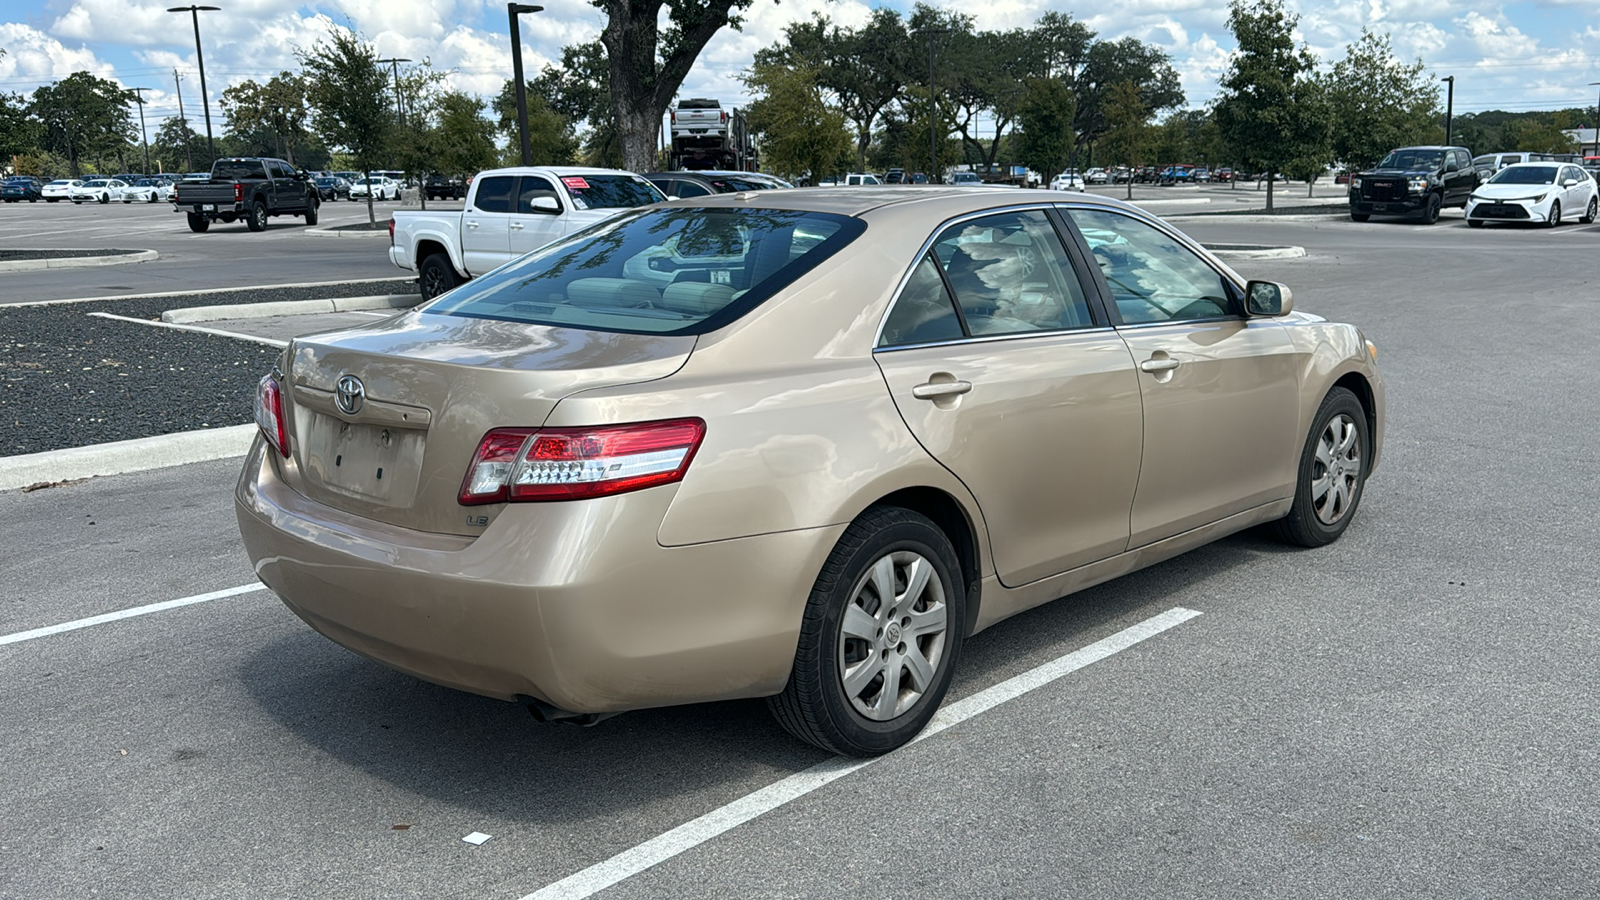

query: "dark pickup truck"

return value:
[1349, 145, 1479, 224]
[174, 157, 320, 232]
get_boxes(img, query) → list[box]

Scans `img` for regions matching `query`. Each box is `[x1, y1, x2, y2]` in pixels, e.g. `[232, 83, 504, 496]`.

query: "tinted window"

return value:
[930, 210, 1092, 335]
[517, 176, 561, 213]
[426, 207, 865, 335]
[880, 255, 964, 347]
[1068, 208, 1234, 325]
[213, 160, 267, 180]
[559, 174, 664, 210]
[704, 174, 773, 192]
[673, 180, 712, 198]
[473, 175, 514, 213]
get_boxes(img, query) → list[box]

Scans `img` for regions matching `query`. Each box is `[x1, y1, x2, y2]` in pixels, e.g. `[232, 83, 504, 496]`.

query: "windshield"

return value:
[559, 174, 664, 210]
[425, 207, 865, 335]
[83, 180, 108, 187]
[1378, 149, 1444, 170]
[701, 174, 777, 192]
[1488, 166, 1558, 185]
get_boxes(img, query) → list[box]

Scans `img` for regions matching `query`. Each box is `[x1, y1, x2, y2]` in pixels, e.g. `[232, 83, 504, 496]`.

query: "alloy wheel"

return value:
[837, 550, 949, 721]
[1311, 413, 1362, 525]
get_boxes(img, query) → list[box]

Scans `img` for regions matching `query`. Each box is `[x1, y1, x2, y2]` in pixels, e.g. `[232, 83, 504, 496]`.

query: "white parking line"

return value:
[86, 311, 287, 347]
[519, 606, 1202, 900]
[0, 583, 267, 647]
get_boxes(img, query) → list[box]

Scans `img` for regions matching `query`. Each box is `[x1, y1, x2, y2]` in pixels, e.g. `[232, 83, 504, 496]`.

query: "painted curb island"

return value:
[0, 249, 158, 273]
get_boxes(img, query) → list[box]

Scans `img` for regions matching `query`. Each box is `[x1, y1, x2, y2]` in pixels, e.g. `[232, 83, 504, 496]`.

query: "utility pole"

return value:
[167, 5, 220, 164]
[174, 69, 193, 172]
[1441, 75, 1455, 146]
[508, 3, 545, 167]
[913, 28, 952, 184]
[130, 87, 152, 174]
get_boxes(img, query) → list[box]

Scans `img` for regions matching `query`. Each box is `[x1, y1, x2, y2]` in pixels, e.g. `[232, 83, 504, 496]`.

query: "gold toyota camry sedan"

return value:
[237, 188, 1384, 756]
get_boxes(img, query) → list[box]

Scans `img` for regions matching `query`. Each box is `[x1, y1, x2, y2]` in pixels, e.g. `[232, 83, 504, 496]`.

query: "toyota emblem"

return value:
[335, 374, 365, 415]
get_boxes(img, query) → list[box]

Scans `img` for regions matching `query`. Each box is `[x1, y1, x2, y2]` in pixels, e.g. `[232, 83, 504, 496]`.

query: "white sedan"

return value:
[42, 179, 82, 202]
[70, 179, 127, 204]
[1050, 171, 1085, 191]
[349, 176, 400, 201]
[117, 179, 167, 203]
[1466, 162, 1598, 228]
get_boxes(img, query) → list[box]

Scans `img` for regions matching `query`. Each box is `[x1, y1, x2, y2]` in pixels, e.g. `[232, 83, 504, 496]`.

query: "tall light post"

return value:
[129, 87, 152, 174]
[913, 27, 952, 183]
[1441, 75, 1455, 146]
[173, 69, 192, 171]
[1589, 82, 1600, 156]
[508, 3, 545, 167]
[376, 57, 411, 125]
[167, 5, 220, 165]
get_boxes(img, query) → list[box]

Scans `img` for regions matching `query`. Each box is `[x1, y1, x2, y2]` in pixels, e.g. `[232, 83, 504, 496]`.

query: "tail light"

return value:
[387, 217, 395, 243]
[459, 419, 705, 505]
[255, 374, 289, 458]
[233, 183, 243, 203]
[720, 111, 727, 124]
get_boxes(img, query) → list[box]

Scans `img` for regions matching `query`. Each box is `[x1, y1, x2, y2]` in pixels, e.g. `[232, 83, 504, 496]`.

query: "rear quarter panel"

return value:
[393, 212, 466, 275]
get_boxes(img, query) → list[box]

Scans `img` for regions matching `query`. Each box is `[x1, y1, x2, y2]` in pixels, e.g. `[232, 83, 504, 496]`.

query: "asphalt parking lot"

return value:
[3, 195, 1599, 898]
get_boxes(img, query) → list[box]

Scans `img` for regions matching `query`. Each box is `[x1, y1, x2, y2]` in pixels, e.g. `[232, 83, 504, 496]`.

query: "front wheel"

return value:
[1546, 200, 1562, 228]
[1420, 193, 1441, 224]
[246, 200, 268, 232]
[303, 199, 319, 226]
[186, 212, 210, 233]
[418, 253, 459, 300]
[1583, 197, 1598, 224]
[98, 193, 109, 204]
[1266, 387, 1369, 548]
[768, 507, 964, 756]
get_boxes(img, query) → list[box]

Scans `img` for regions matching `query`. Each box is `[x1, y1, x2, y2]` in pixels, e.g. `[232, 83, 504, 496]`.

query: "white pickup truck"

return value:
[388, 166, 666, 300]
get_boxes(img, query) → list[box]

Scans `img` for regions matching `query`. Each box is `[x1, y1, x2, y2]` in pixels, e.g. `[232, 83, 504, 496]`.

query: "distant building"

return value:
[1564, 128, 1598, 156]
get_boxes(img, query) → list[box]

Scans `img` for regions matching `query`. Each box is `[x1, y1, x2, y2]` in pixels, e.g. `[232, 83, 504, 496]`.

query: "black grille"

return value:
[1360, 179, 1407, 202]
[1473, 203, 1529, 220]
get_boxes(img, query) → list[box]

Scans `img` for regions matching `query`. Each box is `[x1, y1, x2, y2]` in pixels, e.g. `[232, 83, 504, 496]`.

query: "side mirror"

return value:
[666, 195, 680, 202]
[530, 195, 559, 212]
[1244, 280, 1293, 317]
[1445, 161, 1459, 172]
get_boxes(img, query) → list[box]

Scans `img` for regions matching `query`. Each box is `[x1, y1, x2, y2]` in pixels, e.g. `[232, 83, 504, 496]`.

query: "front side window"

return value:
[517, 176, 561, 213]
[473, 175, 514, 213]
[425, 207, 864, 335]
[1068, 208, 1235, 325]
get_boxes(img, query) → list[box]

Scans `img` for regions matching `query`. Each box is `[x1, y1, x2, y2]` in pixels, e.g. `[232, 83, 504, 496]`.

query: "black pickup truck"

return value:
[174, 157, 319, 233]
[1348, 145, 1479, 224]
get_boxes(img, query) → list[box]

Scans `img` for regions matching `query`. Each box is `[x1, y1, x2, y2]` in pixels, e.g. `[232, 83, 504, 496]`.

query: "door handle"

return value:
[509, 222, 524, 230]
[912, 380, 972, 400]
[1140, 357, 1180, 372]
[466, 221, 479, 229]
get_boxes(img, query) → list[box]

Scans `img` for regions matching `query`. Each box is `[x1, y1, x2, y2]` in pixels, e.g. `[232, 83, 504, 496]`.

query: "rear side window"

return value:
[213, 160, 266, 180]
[425, 207, 865, 335]
[560, 174, 664, 210]
[674, 180, 713, 198]
[473, 176, 514, 213]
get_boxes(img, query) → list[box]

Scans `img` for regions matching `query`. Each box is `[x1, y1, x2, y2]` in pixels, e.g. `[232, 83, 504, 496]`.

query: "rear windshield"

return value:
[1488, 166, 1558, 185]
[560, 174, 665, 210]
[425, 207, 865, 335]
[678, 99, 719, 109]
[702, 174, 776, 192]
[213, 160, 267, 180]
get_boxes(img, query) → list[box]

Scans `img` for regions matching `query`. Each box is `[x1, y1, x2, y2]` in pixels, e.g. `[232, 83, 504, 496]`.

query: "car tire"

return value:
[186, 212, 210, 233]
[1420, 193, 1440, 224]
[247, 200, 268, 232]
[1583, 197, 1598, 224]
[768, 506, 964, 757]
[98, 193, 109, 204]
[418, 253, 460, 301]
[1349, 211, 1369, 222]
[1546, 200, 1562, 228]
[1266, 387, 1368, 548]
[147, 193, 157, 203]
[303, 199, 319, 226]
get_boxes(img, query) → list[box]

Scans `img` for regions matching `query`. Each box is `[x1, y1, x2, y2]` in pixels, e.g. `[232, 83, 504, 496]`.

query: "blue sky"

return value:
[3, 0, 1597, 141]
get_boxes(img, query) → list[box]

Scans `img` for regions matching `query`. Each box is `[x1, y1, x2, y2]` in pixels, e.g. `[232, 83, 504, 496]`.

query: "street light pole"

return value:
[1589, 82, 1600, 157]
[167, 5, 220, 165]
[508, 3, 545, 167]
[376, 57, 411, 126]
[913, 27, 952, 184]
[1441, 75, 1455, 146]
[173, 69, 192, 172]
[129, 87, 152, 174]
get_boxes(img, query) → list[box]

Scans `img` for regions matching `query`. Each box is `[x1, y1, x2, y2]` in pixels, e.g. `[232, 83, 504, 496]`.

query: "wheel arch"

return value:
[1332, 370, 1381, 472]
[414, 237, 462, 278]
[865, 486, 984, 638]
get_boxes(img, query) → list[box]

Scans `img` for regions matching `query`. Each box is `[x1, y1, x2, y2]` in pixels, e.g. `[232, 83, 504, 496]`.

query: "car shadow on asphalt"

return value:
[235, 529, 1280, 825]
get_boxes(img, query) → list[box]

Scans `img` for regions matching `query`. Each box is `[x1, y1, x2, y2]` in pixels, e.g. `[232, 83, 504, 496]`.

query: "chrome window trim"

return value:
[871, 202, 1105, 350]
[873, 325, 1118, 354]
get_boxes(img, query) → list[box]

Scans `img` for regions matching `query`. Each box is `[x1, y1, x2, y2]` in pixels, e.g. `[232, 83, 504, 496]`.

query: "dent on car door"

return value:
[874, 208, 1144, 586]
[1063, 206, 1302, 547]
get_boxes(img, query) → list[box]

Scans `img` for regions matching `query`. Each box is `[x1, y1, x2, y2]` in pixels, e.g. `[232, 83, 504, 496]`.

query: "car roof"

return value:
[676, 186, 1142, 220]
[475, 166, 647, 179]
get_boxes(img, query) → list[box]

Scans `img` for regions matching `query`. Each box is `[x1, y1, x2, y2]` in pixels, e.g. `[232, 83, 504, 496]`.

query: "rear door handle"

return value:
[1140, 357, 1180, 372]
[912, 380, 972, 399]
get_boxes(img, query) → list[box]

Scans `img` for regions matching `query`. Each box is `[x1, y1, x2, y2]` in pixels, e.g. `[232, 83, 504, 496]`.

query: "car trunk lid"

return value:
[280, 310, 695, 535]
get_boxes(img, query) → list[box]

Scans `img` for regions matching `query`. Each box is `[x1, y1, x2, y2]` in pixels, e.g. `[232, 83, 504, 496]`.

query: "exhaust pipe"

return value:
[524, 697, 615, 727]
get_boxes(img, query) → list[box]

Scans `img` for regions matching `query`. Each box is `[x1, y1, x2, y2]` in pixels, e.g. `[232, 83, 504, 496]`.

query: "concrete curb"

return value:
[0, 249, 158, 273]
[1204, 244, 1307, 260]
[0, 425, 256, 493]
[162, 293, 420, 324]
[6, 276, 416, 308]
[304, 224, 392, 237]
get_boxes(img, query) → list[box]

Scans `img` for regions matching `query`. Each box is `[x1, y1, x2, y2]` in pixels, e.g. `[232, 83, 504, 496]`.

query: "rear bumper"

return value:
[235, 437, 841, 713]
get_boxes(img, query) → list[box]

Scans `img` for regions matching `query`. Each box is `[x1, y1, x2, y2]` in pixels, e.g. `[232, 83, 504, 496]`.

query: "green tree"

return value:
[1212, 0, 1324, 211]
[1016, 77, 1077, 177]
[0, 91, 40, 160]
[1073, 37, 1184, 148]
[495, 78, 582, 165]
[152, 117, 203, 174]
[299, 28, 393, 224]
[425, 90, 500, 177]
[28, 72, 136, 178]
[221, 72, 312, 166]
[742, 52, 853, 182]
[1100, 80, 1152, 198]
[1322, 30, 1440, 170]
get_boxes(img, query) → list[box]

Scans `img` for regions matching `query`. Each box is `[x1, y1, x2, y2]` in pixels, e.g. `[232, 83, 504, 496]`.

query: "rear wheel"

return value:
[768, 507, 964, 756]
[418, 253, 459, 300]
[1266, 387, 1368, 548]
[186, 212, 210, 233]
[1584, 197, 1598, 224]
[247, 200, 268, 232]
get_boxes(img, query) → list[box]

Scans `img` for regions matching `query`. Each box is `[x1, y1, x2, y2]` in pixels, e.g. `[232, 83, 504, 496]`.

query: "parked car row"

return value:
[4, 174, 180, 203]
